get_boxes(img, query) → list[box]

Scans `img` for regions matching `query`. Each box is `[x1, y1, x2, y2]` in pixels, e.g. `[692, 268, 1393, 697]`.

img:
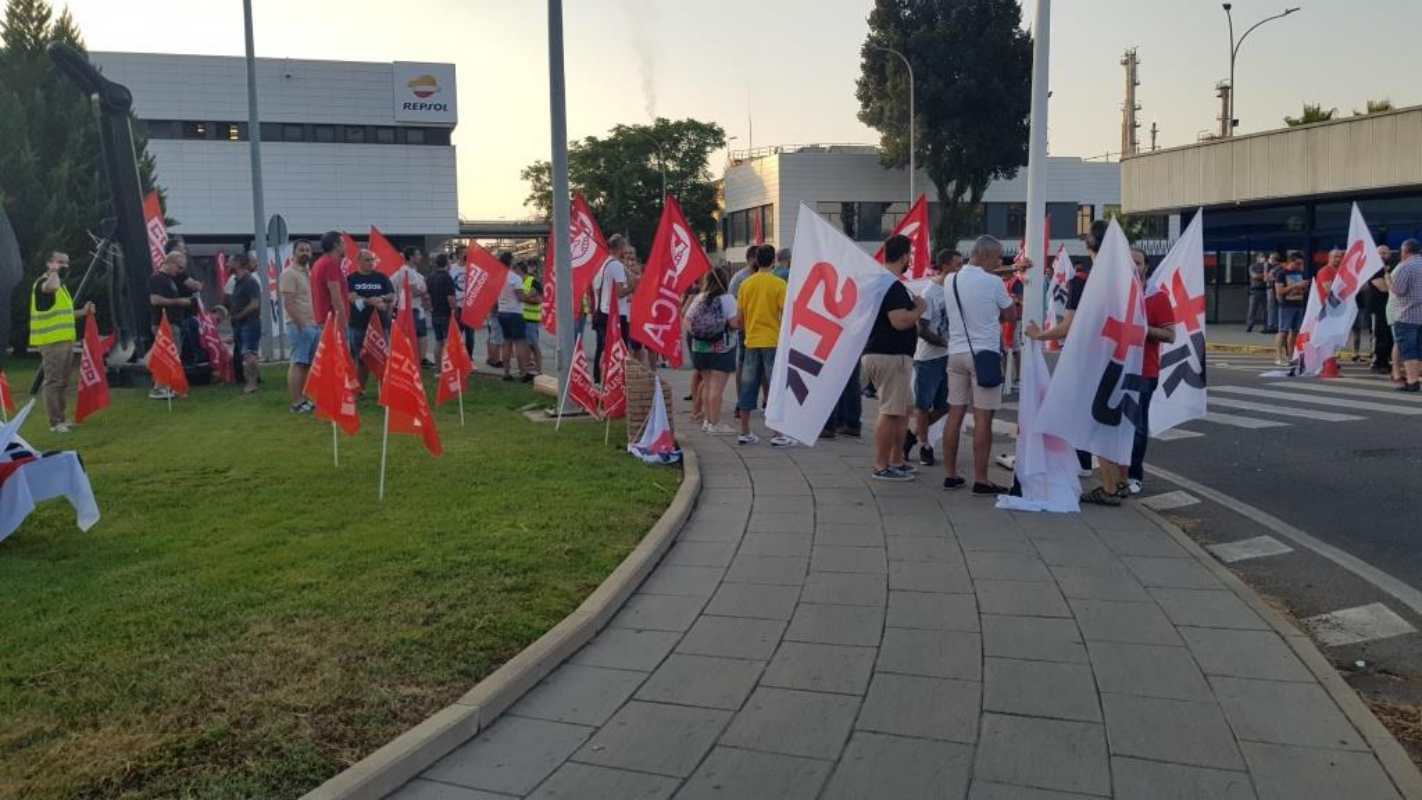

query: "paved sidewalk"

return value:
[390, 376, 1410, 800]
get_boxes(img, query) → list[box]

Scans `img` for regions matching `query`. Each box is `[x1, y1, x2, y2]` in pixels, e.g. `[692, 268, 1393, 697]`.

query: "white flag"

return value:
[1145, 210, 1207, 434]
[1293, 204, 1381, 374]
[766, 205, 897, 446]
[627, 376, 681, 464]
[1037, 220, 1147, 466]
[1049, 246, 1072, 329]
[996, 340, 1081, 513]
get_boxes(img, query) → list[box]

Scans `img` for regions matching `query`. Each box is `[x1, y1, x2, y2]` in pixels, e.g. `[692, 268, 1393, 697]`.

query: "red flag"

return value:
[360, 313, 390, 379]
[567, 333, 601, 417]
[436, 317, 473, 406]
[600, 284, 627, 419]
[873, 194, 932, 279]
[146, 311, 189, 396]
[215, 251, 229, 302]
[340, 232, 360, 278]
[541, 259, 558, 334]
[445, 316, 473, 378]
[195, 298, 234, 383]
[396, 278, 417, 346]
[304, 313, 360, 435]
[461, 243, 509, 329]
[631, 196, 711, 367]
[380, 315, 442, 456]
[143, 191, 167, 272]
[369, 226, 403, 278]
[0, 370, 16, 416]
[752, 210, 765, 245]
[74, 315, 111, 423]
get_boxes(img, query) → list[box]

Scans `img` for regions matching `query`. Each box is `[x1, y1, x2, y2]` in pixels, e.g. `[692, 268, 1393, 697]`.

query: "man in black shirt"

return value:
[1369, 245, 1394, 373]
[427, 252, 456, 347]
[226, 254, 263, 393]
[861, 234, 925, 481]
[147, 252, 193, 399]
[346, 249, 395, 389]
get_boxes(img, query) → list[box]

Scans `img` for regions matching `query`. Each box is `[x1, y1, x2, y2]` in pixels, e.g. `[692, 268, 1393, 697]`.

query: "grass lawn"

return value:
[0, 359, 677, 799]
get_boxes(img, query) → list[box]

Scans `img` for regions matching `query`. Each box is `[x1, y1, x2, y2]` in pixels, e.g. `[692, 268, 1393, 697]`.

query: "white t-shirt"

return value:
[392, 265, 428, 317]
[496, 272, 523, 314]
[943, 265, 1012, 356]
[913, 281, 950, 361]
[597, 258, 629, 316]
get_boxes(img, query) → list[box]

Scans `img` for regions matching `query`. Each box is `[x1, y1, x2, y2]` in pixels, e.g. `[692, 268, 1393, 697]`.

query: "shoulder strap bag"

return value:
[952, 274, 1004, 389]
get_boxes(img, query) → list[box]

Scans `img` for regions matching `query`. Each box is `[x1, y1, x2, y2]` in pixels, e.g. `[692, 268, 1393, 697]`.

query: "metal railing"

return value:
[728, 142, 879, 162]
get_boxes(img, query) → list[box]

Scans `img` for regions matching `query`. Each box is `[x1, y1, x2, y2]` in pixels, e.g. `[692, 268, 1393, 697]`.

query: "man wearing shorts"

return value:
[226, 254, 264, 394]
[861, 234, 925, 480]
[940, 236, 1015, 495]
[909, 268, 951, 465]
[1274, 254, 1309, 365]
[494, 251, 537, 381]
[279, 241, 320, 411]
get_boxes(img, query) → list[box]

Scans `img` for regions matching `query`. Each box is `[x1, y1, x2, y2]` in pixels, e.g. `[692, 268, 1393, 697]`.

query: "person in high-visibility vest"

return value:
[521, 260, 543, 374]
[30, 251, 95, 433]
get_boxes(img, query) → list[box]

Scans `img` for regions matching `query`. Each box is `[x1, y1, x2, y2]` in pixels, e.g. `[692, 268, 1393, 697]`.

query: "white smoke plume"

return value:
[624, 0, 658, 120]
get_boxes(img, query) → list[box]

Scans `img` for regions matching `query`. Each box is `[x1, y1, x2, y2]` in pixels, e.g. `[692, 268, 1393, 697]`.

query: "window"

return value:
[344, 126, 366, 143]
[283, 124, 305, 142]
[260, 122, 282, 141]
[181, 121, 209, 139]
[403, 127, 426, 145]
[375, 127, 396, 144]
[225, 123, 243, 142]
[1005, 203, 1027, 239]
[815, 201, 844, 233]
[313, 125, 335, 143]
[1077, 204, 1095, 236]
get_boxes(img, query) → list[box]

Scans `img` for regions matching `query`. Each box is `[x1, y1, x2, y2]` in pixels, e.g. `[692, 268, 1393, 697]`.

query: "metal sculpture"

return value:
[0, 206, 21, 369]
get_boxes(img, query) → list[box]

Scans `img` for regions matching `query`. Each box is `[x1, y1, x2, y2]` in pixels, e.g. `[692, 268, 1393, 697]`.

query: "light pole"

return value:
[872, 45, 914, 207]
[241, 0, 272, 360]
[1222, 4, 1300, 136]
[548, 0, 574, 392]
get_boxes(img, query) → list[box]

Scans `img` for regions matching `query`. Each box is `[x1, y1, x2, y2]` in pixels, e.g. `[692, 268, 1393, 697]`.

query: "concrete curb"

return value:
[1135, 504, 1422, 800]
[300, 448, 702, 800]
[1206, 341, 1371, 359]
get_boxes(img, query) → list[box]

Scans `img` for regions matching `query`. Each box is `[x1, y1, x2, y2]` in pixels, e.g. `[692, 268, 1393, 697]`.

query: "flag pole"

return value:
[555, 368, 574, 431]
[378, 407, 390, 501]
[332, 421, 339, 467]
[457, 384, 465, 427]
[166, 389, 172, 413]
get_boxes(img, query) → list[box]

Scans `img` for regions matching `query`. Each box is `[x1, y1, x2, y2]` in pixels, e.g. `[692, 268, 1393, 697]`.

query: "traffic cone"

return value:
[1321, 357, 1341, 379]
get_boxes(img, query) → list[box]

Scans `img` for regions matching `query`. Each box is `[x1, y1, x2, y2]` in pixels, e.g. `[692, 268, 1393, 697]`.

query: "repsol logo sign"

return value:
[401, 101, 449, 112]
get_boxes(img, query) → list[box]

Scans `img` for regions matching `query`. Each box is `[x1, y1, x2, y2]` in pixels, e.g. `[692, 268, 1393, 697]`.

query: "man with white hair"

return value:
[772, 248, 792, 281]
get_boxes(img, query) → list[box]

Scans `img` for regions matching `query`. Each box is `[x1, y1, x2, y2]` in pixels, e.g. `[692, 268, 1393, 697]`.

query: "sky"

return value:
[56, 0, 1415, 221]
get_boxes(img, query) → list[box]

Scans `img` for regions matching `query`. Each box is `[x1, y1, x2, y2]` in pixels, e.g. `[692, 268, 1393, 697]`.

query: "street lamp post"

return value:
[872, 45, 914, 207]
[1222, 4, 1300, 136]
[241, 0, 272, 360]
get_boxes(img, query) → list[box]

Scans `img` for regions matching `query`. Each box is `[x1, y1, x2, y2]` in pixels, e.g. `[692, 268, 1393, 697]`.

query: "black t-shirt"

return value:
[148, 271, 180, 327]
[347, 271, 394, 329]
[864, 281, 917, 356]
[1275, 269, 1307, 307]
[427, 268, 455, 318]
[229, 273, 262, 322]
[1066, 266, 1090, 312]
[1365, 265, 1390, 314]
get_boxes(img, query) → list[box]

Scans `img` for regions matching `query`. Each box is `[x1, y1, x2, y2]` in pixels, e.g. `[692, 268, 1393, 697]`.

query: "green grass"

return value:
[0, 360, 675, 799]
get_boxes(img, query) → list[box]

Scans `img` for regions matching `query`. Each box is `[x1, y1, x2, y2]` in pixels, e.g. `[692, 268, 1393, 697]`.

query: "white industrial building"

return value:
[90, 52, 460, 249]
[721, 144, 1122, 261]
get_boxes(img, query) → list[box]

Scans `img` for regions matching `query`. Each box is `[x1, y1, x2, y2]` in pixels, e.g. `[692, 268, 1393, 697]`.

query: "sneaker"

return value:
[298, 400, 315, 413]
[1398, 383, 1421, 393]
[50, 423, 71, 433]
[1274, 359, 1289, 367]
[1127, 479, 1143, 495]
[737, 432, 760, 445]
[892, 462, 918, 475]
[819, 428, 837, 440]
[521, 374, 535, 383]
[840, 426, 862, 438]
[872, 467, 915, 482]
[919, 445, 935, 466]
[502, 375, 515, 382]
[1078, 468, 1094, 478]
[683, 393, 694, 401]
[943, 476, 966, 489]
[289, 402, 304, 414]
[972, 481, 1010, 496]
[707, 423, 736, 435]
[903, 431, 918, 460]
[770, 435, 794, 447]
[862, 385, 877, 399]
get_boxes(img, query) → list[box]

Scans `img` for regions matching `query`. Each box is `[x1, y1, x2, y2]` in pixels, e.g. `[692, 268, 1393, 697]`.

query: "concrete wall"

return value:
[1122, 105, 1422, 213]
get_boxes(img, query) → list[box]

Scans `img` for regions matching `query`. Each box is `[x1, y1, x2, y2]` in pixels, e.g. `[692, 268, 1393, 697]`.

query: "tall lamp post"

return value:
[241, 0, 271, 360]
[1222, 4, 1300, 136]
[872, 45, 914, 207]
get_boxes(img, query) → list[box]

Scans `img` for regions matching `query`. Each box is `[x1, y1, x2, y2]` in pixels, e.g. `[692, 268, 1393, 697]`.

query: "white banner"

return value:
[766, 205, 897, 446]
[1145, 210, 1206, 434]
[1293, 203, 1381, 374]
[997, 340, 1081, 513]
[1049, 246, 1071, 330]
[1037, 220, 1147, 465]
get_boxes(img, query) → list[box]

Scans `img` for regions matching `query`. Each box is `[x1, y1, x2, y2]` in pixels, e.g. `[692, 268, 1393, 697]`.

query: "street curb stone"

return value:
[299, 447, 702, 800]
[1136, 504, 1422, 800]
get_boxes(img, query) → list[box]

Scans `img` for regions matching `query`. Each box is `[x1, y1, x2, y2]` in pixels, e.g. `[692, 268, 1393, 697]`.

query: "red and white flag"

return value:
[368, 226, 403, 278]
[1036, 219, 1146, 466]
[462, 243, 509, 330]
[873, 194, 932, 279]
[1145, 210, 1207, 434]
[0, 370, 15, 417]
[600, 285, 628, 419]
[146, 311, 189, 397]
[436, 316, 473, 406]
[143, 191, 167, 272]
[340, 232, 360, 278]
[195, 298, 234, 384]
[1, 400, 100, 544]
[627, 377, 680, 462]
[631, 195, 711, 367]
[544, 195, 612, 335]
[766, 205, 898, 446]
[752, 210, 765, 246]
[360, 313, 390, 379]
[304, 313, 360, 435]
[1046, 246, 1072, 353]
[567, 333, 601, 417]
[380, 313, 442, 456]
[1293, 204, 1382, 375]
[996, 340, 1081, 513]
[215, 251, 229, 302]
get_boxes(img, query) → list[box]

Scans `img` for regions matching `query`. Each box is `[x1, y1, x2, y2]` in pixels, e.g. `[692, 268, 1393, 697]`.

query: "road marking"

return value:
[1303, 603, 1418, 647]
[1142, 463, 1422, 618]
[1141, 490, 1200, 510]
[1266, 381, 1422, 403]
[1207, 535, 1295, 563]
[1200, 411, 1290, 429]
[1206, 396, 1364, 422]
[1212, 385, 1422, 415]
[1154, 428, 1204, 441]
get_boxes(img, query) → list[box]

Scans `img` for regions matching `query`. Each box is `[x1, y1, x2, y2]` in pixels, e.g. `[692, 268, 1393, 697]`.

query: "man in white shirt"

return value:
[392, 246, 432, 367]
[593, 234, 638, 381]
[940, 236, 1017, 495]
[449, 245, 479, 361]
[907, 249, 962, 466]
[493, 250, 537, 381]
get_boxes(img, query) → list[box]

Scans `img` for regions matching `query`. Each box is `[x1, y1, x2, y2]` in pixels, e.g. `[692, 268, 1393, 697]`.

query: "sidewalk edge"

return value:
[300, 448, 702, 800]
[1135, 504, 1422, 800]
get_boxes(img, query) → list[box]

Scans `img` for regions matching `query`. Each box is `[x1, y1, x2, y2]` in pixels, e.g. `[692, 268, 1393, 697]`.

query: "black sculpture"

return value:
[0, 206, 21, 369]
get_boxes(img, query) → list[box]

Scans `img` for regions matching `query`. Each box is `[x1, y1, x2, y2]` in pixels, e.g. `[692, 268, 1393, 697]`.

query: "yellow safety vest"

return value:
[522, 275, 542, 323]
[29, 279, 77, 347]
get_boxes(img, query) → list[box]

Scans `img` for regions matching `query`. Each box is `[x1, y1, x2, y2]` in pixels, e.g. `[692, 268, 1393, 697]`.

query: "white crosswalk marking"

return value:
[1207, 535, 1295, 563]
[1315, 376, 1403, 389]
[1212, 385, 1422, 416]
[1153, 428, 1203, 441]
[1303, 603, 1417, 647]
[1206, 396, 1364, 422]
[1266, 381, 1422, 403]
[1200, 411, 1289, 429]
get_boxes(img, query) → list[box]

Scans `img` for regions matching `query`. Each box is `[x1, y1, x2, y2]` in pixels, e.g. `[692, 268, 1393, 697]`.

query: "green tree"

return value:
[1352, 98, 1394, 116]
[857, 0, 1032, 252]
[1283, 102, 1337, 127]
[0, 0, 162, 356]
[521, 117, 726, 254]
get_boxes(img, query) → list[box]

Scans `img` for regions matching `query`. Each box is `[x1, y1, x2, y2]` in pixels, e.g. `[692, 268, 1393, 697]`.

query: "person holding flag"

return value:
[593, 235, 637, 382]
[29, 250, 95, 432]
[1126, 247, 1176, 495]
[311, 232, 350, 337]
[146, 252, 193, 400]
[347, 249, 395, 392]
[1273, 254, 1310, 366]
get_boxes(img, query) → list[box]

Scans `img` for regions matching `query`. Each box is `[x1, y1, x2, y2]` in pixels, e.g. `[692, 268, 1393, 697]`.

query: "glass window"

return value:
[260, 122, 281, 141]
[815, 201, 844, 233]
[182, 121, 209, 139]
[375, 127, 396, 144]
[142, 120, 179, 139]
[345, 126, 366, 143]
[283, 124, 305, 142]
[856, 202, 887, 241]
[1005, 203, 1027, 239]
[404, 127, 427, 145]
[1077, 204, 1094, 236]
[313, 125, 335, 143]
[225, 123, 243, 142]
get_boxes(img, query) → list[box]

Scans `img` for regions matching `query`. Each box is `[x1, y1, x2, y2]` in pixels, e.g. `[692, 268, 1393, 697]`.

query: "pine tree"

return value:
[0, 0, 163, 356]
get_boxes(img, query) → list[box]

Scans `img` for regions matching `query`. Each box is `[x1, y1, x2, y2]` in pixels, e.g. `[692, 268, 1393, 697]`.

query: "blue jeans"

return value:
[1395, 322, 1422, 362]
[233, 317, 262, 357]
[738, 347, 775, 412]
[1129, 378, 1157, 482]
[825, 362, 862, 432]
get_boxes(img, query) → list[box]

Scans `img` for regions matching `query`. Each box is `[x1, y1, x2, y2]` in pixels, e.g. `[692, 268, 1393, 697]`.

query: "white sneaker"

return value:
[50, 423, 71, 433]
[1127, 479, 1143, 495]
[148, 387, 173, 399]
[737, 432, 760, 445]
[707, 423, 736, 435]
[770, 435, 794, 447]
[1078, 468, 1094, 478]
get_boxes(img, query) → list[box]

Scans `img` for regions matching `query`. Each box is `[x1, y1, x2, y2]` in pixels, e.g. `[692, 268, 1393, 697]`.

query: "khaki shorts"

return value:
[861, 353, 913, 416]
[947, 352, 1004, 411]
